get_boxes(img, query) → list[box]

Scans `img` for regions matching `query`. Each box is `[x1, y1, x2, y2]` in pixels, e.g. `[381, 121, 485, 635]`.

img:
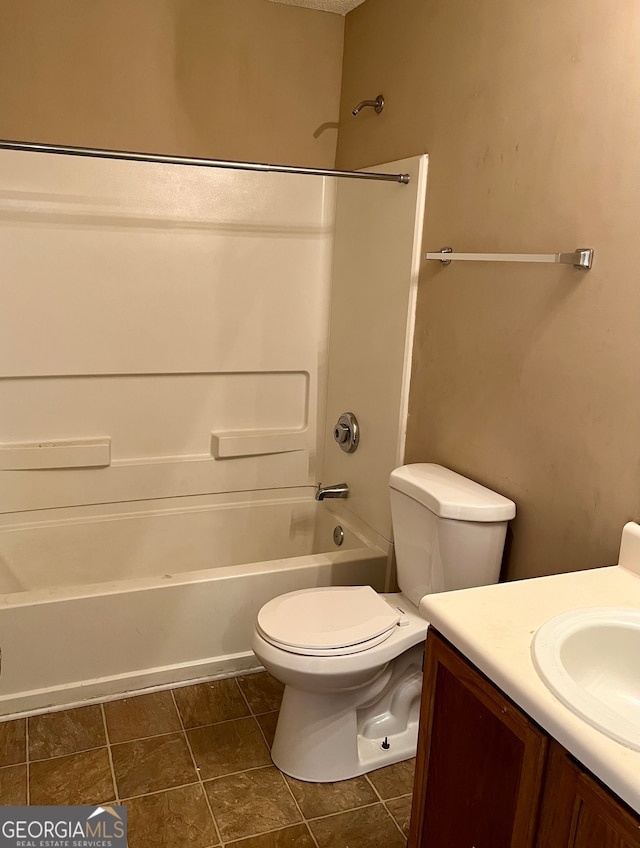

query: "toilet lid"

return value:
[257, 586, 400, 652]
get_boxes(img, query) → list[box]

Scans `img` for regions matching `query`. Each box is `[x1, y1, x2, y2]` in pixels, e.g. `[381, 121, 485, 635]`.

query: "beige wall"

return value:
[0, 0, 344, 166]
[336, 0, 640, 579]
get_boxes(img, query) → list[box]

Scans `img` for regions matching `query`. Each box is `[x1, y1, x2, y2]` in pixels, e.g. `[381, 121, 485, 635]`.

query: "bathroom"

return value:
[0, 0, 638, 846]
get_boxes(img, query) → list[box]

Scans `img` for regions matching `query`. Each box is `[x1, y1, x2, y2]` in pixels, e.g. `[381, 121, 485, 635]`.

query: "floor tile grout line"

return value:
[26, 741, 113, 765]
[364, 772, 385, 803]
[304, 799, 384, 824]
[252, 709, 274, 753]
[365, 772, 411, 840]
[217, 819, 321, 847]
[117, 759, 294, 803]
[99, 704, 120, 804]
[170, 687, 222, 848]
[119, 777, 201, 803]
[383, 798, 410, 841]
[25, 717, 30, 805]
[172, 712, 258, 736]
[280, 773, 321, 848]
[306, 797, 409, 844]
[383, 790, 414, 801]
[234, 673, 283, 720]
[233, 675, 256, 716]
[108, 728, 188, 748]
[233, 681, 286, 831]
[201, 763, 307, 844]
[99, 714, 277, 751]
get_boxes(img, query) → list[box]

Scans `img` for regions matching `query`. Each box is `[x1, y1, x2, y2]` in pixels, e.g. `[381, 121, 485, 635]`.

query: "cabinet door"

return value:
[408, 629, 548, 848]
[537, 742, 640, 848]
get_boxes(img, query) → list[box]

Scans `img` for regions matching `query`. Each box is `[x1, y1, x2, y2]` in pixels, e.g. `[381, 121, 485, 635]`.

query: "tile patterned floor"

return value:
[0, 672, 414, 847]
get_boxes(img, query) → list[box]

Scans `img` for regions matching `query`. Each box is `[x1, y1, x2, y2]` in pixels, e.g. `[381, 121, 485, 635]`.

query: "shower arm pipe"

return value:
[0, 139, 410, 185]
[352, 95, 385, 116]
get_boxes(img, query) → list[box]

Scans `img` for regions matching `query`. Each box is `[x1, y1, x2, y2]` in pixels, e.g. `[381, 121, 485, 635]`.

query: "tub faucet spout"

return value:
[316, 483, 349, 501]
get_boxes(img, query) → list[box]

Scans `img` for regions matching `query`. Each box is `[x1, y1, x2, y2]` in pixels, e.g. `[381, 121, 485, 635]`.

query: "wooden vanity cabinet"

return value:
[537, 742, 640, 848]
[408, 628, 548, 848]
[408, 629, 640, 848]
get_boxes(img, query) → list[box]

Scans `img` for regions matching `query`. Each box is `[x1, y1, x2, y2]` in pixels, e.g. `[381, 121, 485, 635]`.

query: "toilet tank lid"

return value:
[389, 464, 516, 522]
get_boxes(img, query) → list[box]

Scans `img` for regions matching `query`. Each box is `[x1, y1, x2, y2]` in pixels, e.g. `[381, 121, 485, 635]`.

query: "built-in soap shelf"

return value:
[0, 438, 111, 470]
[0, 431, 308, 468]
[211, 429, 308, 459]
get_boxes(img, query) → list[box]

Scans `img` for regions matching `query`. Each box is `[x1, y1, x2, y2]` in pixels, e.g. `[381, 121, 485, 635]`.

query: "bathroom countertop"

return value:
[418, 558, 640, 814]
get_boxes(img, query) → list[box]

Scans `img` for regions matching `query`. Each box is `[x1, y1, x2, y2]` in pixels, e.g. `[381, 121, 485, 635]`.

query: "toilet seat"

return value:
[257, 585, 401, 657]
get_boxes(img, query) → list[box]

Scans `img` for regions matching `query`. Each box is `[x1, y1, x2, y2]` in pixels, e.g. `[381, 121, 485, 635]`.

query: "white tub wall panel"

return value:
[1, 453, 312, 515]
[0, 550, 388, 716]
[0, 149, 330, 232]
[0, 231, 331, 376]
[0, 487, 315, 530]
[1, 503, 324, 592]
[0, 155, 334, 376]
[321, 155, 429, 541]
[322, 500, 396, 591]
[0, 495, 365, 593]
[0, 150, 335, 512]
[322, 500, 392, 560]
[1, 372, 310, 511]
[1, 374, 308, 455]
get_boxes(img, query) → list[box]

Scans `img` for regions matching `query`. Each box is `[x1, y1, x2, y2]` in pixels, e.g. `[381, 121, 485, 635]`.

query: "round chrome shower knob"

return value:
[333, 412, 359, 453]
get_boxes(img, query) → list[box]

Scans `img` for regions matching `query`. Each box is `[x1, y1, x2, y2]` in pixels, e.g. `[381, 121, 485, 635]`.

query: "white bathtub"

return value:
[0, 490, 389, 718]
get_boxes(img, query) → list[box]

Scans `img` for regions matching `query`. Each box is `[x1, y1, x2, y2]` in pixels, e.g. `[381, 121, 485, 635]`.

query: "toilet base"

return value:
[271, 644, 423, 782]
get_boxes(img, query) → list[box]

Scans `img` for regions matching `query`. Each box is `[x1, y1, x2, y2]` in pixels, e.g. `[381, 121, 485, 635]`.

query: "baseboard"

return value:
[0, 652, 262, 721]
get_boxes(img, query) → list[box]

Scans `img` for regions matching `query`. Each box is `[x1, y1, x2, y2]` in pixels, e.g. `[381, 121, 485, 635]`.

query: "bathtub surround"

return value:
[0, 151, 335, 514]
[0, 672, 411, 847]
[321, 156, 428, 540]
[0, 147, 426, 715]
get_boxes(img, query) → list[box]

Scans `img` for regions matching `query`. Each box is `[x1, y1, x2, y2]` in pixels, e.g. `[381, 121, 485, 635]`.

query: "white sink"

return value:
[532, 607, 640, 751]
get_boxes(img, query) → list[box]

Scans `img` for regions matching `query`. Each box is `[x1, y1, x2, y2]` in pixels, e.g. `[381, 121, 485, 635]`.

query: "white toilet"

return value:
[251, 463, 516, 782]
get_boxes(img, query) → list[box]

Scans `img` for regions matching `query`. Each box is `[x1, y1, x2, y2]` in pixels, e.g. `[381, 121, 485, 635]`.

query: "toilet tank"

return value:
[389, 464, 516, 606]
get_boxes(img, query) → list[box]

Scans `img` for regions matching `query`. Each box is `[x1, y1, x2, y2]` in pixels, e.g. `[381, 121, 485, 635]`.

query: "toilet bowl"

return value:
[252, 588, 426, 782]
[252, 464, 516, 782]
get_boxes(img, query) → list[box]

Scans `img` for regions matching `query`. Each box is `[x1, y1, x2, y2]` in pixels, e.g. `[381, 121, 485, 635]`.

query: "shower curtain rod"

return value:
[0, 139, 411, 185]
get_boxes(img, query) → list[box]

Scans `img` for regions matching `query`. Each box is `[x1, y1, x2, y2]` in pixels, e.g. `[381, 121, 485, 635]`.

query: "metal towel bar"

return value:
[425, 247, 594, 270]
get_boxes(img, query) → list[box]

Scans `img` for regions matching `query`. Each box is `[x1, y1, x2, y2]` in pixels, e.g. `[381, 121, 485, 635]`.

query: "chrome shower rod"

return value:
[425, 248, 594, 270]
[0, 139, 411, 185]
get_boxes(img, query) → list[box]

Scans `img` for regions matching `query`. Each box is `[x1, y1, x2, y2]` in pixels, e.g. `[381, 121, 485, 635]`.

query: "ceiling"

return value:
[267, 0, 366, 14]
